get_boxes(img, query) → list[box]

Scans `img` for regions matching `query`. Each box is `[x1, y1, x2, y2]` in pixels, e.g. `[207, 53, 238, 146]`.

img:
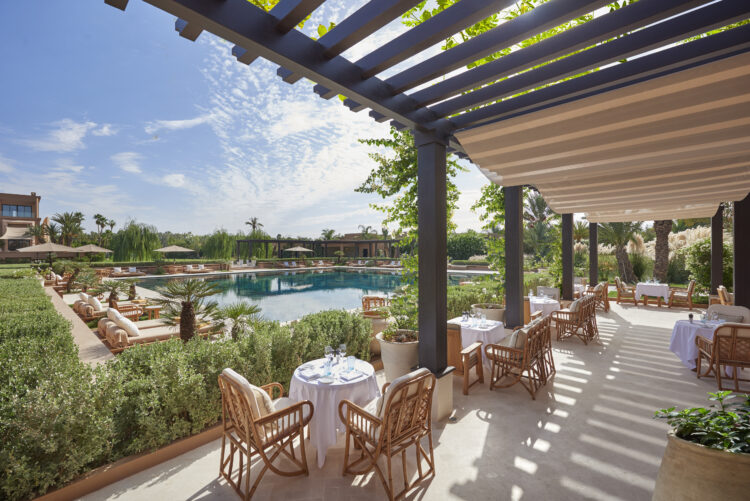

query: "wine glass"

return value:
[324, 345, 333, 364]
[339, 343, 347, 365]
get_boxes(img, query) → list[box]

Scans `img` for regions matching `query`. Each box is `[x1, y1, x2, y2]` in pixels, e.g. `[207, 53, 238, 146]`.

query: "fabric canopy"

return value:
[284, 246, 313, 253]
[154, 245, 194, 253]
[455, 51, 750, 222]
[0, 226, 32, 240]
[74, 244, 113, 254]
[16, 242, 78, 253]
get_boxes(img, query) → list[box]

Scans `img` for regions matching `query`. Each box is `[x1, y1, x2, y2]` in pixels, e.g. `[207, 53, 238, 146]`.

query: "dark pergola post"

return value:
[589, 222, 598, 285]
[264, 242, 269, 258]
[561, 213, 574, 300]
[504, 186, 524, 329]
[415, 131, 447, 374]
[235, 240, 240, 259]
[277, 241, 281, 258]
[711, 204, 724, 294]
[734, 195, 750, 308]
[249, 241, 254, 259]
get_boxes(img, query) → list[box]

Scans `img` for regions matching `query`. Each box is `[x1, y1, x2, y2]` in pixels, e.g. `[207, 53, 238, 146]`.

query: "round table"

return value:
[529, 296, 561, 317]
[669, 319, 737, 377]
[449, 317, 507, 369]
[289, 358, 380, 468]
[635, 282, 670, 302]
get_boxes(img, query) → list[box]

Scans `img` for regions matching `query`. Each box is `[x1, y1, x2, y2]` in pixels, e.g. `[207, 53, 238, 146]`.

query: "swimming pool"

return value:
[137, 269, 470, 322]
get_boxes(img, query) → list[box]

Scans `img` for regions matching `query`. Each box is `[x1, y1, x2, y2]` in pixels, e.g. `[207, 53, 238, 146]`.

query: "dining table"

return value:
[288, 357, 380, 468]
[635, 282, 670, 304]
[448, 317, 508, 369]
[529, 296, 561, 317]
[669, 319, 737, 377]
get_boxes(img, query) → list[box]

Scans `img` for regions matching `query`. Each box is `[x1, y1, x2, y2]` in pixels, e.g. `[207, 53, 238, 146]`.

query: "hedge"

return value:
[450, 260, 489, 266]
[0, 276, 372, 500]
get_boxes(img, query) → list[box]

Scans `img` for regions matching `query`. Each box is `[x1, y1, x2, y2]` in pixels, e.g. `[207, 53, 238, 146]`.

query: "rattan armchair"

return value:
[362, 295, 389, 312]
[484, 316, 550, 400]
[717, 285, 733, 306]
[696, 323, 750, 392]
[584, 282, 610, 312]
[338, 368, 436, 501]
[447, 323, 483, 395]
[668, 280, 696, 310]
[552, 295, 596, 345]
[614, 277, 638, 306]
[218, 369, 313, 500]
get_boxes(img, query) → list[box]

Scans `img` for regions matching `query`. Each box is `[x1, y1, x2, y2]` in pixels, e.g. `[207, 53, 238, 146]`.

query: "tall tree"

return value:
[52, 212, 84, 246]
[599, 222, 642, 284]
[320, 228, 335, 240]
[653, 220, 673, 282]
[23, 225, 46, 244]
[46, 222, 60, 244]
[358, 224, 373, 238]
[573, 221, 588, 242]
[93, 214, 108, 245]
[245, 217, 263, 232]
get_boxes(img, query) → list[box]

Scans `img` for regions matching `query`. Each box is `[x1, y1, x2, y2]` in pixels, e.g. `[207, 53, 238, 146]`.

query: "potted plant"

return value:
[362, 306, 389, 356]
[653, 391, 750, 501]
[376, 292, 418, 381]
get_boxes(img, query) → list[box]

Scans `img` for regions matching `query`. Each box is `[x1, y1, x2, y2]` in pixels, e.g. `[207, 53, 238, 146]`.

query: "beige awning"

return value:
[154, 245, 194, 253]
[456, 51, 750, 222]
[0, 226, 32, 240]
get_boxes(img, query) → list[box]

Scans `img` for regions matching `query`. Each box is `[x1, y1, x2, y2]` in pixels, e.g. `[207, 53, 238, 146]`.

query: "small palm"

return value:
[154, 279, 220, 342]
[216, 302, 262, 340]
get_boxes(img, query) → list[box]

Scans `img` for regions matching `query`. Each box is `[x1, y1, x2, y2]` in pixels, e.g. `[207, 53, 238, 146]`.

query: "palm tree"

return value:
[599, 222, 642, 284]
[573, 221, 588, 242]
[653, 220, 673, 282]
[94, 214, 108, 245]
[46, 223, 60, 244]
[358, 224, 373, 238]
[320, 228, 336, 240]
[524, 192, 554, 229]
[23, 225, 46, 244]
[381, 227, 389, 239]
[95, 280, 130, 307]
[245, 217, 263, 232]
[215, 302, 262, 340]
[52, 211, 84, 246]
[155, 279, 220, 342]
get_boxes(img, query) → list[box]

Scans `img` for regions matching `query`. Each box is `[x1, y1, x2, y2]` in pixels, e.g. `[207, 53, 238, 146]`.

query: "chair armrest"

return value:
[530, 310, 542, 321]
[695, 335, 713, 354]
[460, 341, 482, 357]
[257, 399, 314, 432]
[262, 382, 284, 399]
[339, 399, 381, 444]
[551, 310, 574, 322]
[484, 343, 523, 363]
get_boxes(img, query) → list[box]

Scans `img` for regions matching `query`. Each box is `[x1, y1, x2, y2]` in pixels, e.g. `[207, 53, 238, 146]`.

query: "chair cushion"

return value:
[113, 267, 122, 273]
[273, 397, 312, 421]
[78, 292, 89, 303]
[514, 328, 529, 349]
[498, 331, 518, 348]
[381, 368, 430, 419]
[128, 267, 137, 273]
[88, 295, 104, 312]
[716, 313, 744, 323]
[569, 298, 582, 312]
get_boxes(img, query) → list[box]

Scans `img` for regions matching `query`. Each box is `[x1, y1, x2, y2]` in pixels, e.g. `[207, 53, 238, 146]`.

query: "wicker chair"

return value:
[668, 280, 696, 310]
[218, 369, 313, 500]
[552, 295, 596, 345]
[585, 282, 610, 312]
[717, 285, 734, 306]
[338, 368, 436, 501]
[362, 295, 389, 312]
[696, 323, 750, 392]
[484, 316, 549, 400]
[447, 322, 483, 395]
[614, 277, 638, 306]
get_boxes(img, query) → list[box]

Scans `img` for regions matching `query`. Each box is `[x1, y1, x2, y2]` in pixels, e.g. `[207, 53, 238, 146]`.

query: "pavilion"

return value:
[105, 0, 750, 380]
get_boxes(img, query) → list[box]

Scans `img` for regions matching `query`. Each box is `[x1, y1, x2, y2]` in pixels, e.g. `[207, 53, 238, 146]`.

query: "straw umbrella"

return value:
[75, 244, 113, 263]
[284, 245, 313, 259]
[154, 245, 195, 263]
[17, 241, 79, 267]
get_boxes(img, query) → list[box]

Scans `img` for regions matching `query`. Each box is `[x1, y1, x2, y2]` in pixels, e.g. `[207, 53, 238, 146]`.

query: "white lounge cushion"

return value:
[113, 267, 122, 273]
[184, 265, 193, 271]
[197, 264, 205, 270]
[78, 292, 89, 303]
[88, 295, 104, 312]
[56, 274, 64, 282]
[716, 313, 744, 323]
[128, 267, 137, 273]
[569, 298, 582, 313]
[107, 308, 139, 337]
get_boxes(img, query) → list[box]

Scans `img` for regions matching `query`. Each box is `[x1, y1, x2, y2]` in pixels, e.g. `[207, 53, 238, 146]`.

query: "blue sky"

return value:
[0, 1, 490, 237]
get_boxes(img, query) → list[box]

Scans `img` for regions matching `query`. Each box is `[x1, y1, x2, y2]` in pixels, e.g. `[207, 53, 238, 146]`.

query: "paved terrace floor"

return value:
[83, 303, 717, 501]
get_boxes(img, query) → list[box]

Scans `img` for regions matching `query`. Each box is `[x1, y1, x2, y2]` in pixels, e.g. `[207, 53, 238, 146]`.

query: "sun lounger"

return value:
[99, 311, 215, 353]
[110, 266, 146, 277]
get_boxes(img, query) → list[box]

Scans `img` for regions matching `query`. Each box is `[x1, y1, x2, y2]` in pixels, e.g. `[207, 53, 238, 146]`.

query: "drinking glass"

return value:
[480, 313, 487, 327]
[324, 345, 333, 364]
[339, 343, 347, 364]
[462, 311, 469, 323]
[347, 355, 356, 371]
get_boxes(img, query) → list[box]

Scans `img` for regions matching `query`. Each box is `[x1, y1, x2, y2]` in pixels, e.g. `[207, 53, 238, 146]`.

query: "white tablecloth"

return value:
[635, 283, 670, 301]
[669, 320, 736, 377]
[529, 296, 561, 317]
[449, 317, 508, 368]
[289, 358, 380, 468]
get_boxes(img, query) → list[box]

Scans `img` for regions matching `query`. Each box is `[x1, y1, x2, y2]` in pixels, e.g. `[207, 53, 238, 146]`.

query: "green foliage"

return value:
[629, 253, 653, 282]
[471, 184, 505, 275]
[201, 229, 235, 259]
[111, 221, 161, 261]
[215, 302, 262, 340]
[154, 279, 220, 342]
[684, 238, 733, 292]
[655, 392, 750, 453]
[447, 281, 503, 318]
[667, 251, 691, 285]
[292, 310, 372, 363]
[447, 230, 486, 260]
[597, 254, 619, 282]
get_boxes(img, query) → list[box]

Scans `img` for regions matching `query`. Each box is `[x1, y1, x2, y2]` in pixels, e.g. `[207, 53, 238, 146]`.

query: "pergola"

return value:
[105, 0, 750, 377]
[236, 238, 401, 259]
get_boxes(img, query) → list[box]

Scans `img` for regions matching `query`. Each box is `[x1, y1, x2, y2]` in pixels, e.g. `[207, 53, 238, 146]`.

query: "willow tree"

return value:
[201, 229, 235, 259]
[111, 221, 160, 261]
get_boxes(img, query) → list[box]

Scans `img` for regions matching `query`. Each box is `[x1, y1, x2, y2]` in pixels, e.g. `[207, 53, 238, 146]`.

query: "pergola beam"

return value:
[451, 22, 750, 129]
[435, 1, 750, 119]
[408, 0, 705, 106]
[356, 0, 512, 79]
[271, 0, 325, 34]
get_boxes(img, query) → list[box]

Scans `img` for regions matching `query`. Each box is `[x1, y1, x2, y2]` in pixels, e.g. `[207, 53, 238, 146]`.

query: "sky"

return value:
[0, 1, 491, 238]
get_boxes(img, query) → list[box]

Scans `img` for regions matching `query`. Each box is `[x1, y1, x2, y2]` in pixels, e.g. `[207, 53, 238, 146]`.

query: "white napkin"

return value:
[339, 370, 363, 382]
[298, 367, 321, 381]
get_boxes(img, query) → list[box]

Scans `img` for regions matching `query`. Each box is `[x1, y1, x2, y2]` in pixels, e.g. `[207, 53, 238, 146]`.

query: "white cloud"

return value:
[0, 154, 14, 173]
[111, 151, 142, 173]
[162, 173, 186, 187]
[144, 114, 213, 135]
[55, 158, 85, 173]
[21, 118, 96, 152]
[92, 123, 117, 136]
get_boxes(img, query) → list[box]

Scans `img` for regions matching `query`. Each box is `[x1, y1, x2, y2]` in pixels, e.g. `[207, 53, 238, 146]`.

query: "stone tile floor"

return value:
[82, 303, 718, 501]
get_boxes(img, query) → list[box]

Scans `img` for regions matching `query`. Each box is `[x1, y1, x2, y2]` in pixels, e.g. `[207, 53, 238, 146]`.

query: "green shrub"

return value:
[447, 231, 486, 261]
[201, 229, 235, 260]
[292, 310, 371, 363]
[450, 259, 489, 266]
[667, 251, 691, 284]
[598, 254, 618, 281]
[684, 238, 733, 291]
[629, 253, 653, 281]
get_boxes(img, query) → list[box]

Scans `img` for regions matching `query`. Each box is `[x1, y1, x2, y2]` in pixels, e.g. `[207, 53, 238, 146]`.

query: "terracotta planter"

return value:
[362, 311, 388, 355]
[471, 303, 505, 323]
[376, 331, 418, 382]
[653, 431, 750, 501]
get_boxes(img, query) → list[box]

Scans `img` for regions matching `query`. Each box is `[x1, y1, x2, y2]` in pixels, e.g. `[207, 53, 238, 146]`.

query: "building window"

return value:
[8, 239, 30, 251]
[1, 205, 33, 218]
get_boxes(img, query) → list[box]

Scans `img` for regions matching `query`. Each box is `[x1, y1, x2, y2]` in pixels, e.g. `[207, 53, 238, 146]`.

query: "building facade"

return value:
[0, 192, 41, 255]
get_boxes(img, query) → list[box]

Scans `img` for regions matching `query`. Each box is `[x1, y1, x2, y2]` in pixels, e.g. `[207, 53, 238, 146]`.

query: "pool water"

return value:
[137, 269, 469, 322]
